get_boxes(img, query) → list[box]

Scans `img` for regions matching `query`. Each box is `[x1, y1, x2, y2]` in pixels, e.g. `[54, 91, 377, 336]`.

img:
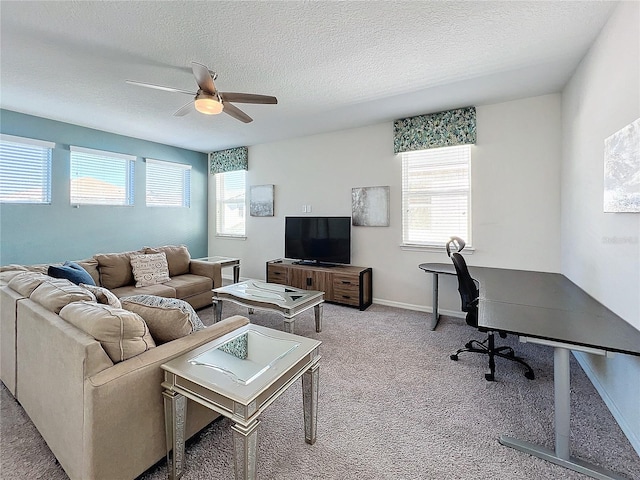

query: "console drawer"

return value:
[267, 265, 289, 284]
[332, 274, 360, 290]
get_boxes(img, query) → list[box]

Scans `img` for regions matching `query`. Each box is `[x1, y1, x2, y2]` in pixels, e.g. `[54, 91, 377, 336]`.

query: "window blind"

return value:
[402, 145, 471, 246]
[0, 134, 54, 204]
[145, 158, 191, 207]
[70, 146, 135, 205]
[215, 170, 246, 236]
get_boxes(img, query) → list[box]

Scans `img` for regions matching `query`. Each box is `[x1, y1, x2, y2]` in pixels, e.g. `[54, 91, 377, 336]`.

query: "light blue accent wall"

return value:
[0, 110, 209, 265]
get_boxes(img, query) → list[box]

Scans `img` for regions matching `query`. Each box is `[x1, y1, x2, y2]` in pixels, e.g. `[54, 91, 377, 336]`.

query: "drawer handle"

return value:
[274, 272, 281, 275]
[341, 281, 352, 284]
[342, 295, 351, 299]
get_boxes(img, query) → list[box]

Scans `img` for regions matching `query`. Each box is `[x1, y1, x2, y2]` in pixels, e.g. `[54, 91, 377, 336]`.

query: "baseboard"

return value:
[371, 298, 465, 319]
[573, 351, 640, 457]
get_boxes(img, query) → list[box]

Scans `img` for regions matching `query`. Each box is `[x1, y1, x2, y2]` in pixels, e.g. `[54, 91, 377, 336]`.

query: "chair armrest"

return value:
[189, 260, 222, 288]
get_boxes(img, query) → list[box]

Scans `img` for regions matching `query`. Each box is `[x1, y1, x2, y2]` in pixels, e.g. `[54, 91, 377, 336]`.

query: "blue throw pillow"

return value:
[48, 261, 96, 286]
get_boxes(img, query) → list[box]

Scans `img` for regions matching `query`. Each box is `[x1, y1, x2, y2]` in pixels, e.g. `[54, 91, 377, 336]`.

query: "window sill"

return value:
[400, 243, 475, 254]
[215, 234, 247, 241]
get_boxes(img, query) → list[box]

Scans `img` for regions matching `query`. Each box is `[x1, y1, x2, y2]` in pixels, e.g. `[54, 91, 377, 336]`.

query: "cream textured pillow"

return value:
[121, 294, 205, 344]
[130, 253, 170, 287]
[59, 301, 155, 363]
[80, 283, 122, 308]
[144, 245, 191, 276]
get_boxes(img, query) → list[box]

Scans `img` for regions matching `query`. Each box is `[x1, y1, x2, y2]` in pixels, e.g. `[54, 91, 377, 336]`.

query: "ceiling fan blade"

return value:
[221, 92, 278, 104]
[173, 101, 194, 117]
[125, 80, 194, 95]
[223, 102, 253, 123]
[191, 62, 216, 94]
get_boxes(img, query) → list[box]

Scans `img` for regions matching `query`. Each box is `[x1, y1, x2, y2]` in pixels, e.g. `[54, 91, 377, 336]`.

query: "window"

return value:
[401, 145, 471, 247]
[145, 158, 191, 207]
[70, 146, 135, 205]
[0, 134, 53, 204]
[215, 170, 246, 237]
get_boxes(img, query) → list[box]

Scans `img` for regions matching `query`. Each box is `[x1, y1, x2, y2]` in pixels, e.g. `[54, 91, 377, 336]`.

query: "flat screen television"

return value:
[285, 216, 351, 265]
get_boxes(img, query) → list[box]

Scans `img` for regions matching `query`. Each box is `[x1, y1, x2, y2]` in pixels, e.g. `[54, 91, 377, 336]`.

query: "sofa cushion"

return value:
[110, 283, 176, 299]
[130, 253, 171, 287]
[163, 274, 213, 299]
[30, 278, 96, 314]
[59, 301, 156, 362]
[48, 261, 96, 286]
[94, 251, 141, 290]
[7, 272, 50, 297]
[144, 245, 190, 276]
[120, 295, 205, 344]
[80, 283, 122, 308]
[75, 258, 101, 285]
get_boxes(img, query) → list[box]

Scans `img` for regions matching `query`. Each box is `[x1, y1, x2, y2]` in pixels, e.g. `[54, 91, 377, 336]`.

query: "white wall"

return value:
[209, 93, 562, 314]
[561, 1, 640, 454]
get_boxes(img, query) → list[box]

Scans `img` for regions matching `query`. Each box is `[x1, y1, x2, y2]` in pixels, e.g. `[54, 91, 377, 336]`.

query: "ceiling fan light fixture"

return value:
[194, 95, 223, 115]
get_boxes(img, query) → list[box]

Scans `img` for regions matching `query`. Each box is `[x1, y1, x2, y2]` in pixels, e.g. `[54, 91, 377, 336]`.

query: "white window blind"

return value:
[401, 145, 471, 246]
[70, 146, 135, 205]
[215, 170, 246, 237]
[145, 158, 191, 207]
[0, 134, 54, 204]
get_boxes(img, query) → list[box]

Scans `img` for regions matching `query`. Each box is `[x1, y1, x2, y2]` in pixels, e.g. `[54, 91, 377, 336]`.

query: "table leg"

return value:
[302, 363, 319, 445]
[213, 299, 222, 323]
[231, 420, 260, 480]
[499, 346, 627, 480]
[314, 303, 323, 332]
[284, 320, 294, 334]
[233, 264, 240, 283]
[163, 390, 187, 480]
[430, 273, 440, 330]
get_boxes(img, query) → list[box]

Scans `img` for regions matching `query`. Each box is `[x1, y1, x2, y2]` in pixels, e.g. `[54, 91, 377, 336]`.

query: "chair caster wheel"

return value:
[525, 371, 535, 380]
[450, 355, 458, 361]
[464, 342, 473, 348]
[485, 373, 495, 381]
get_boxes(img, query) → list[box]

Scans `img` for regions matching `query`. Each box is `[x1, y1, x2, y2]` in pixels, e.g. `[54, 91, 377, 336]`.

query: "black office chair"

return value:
[446, 237, 535, 381]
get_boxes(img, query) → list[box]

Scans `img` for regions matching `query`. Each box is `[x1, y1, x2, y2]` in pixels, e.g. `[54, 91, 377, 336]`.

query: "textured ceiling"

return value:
[0, 1, 616, 153]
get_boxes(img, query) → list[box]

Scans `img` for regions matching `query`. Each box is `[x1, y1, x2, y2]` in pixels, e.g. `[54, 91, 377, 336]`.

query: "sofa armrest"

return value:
[189, 259, 222, 289]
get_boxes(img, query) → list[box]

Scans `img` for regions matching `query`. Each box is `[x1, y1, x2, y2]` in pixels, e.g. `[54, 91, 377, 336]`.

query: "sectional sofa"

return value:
[0, 245, 244, 479]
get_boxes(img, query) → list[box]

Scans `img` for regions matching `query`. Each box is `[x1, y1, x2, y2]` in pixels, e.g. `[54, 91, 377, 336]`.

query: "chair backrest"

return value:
[450, 252, 479, 313]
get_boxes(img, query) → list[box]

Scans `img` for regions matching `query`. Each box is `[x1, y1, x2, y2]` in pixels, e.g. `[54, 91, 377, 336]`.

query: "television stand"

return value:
[266, 259, 372, 310]
[293, 260, 340, 268]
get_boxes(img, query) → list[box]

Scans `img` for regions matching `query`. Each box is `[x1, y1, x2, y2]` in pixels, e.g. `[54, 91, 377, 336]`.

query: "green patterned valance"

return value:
[393, 107, 476, 154]
[209, 146, 248, 174]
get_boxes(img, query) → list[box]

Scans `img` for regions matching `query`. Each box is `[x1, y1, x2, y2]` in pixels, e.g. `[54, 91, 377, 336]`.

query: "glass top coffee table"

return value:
[213, 280, 324, 334]
[162, 324, 321, 480]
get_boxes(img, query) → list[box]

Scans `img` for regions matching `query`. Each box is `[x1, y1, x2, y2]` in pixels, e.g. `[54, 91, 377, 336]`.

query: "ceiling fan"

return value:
[126, 62, 277, 123]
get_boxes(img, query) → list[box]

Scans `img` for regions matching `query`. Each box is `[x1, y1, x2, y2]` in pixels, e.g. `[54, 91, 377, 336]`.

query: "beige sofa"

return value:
[0, 247, 246, 480]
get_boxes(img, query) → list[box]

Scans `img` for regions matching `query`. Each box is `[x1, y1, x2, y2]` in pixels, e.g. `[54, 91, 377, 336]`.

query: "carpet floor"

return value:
[1, 302, 639, 479]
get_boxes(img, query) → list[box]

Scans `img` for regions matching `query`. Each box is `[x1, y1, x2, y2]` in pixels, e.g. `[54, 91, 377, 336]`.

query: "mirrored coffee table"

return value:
[213, 280, 324, 334]
[161, 324, 321, 480]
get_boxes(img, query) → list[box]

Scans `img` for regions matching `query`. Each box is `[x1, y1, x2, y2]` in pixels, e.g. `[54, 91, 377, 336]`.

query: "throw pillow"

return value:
[30, 278, 96, 314]
[94, 251, 141, 290]
[130, 253, 171, 287]
[144, 245, 191, 276]
[48, 261, 96, 286]
[120, 295, 205, 344]
[59, 301, 155, 363]
[80, 283, 122, 308]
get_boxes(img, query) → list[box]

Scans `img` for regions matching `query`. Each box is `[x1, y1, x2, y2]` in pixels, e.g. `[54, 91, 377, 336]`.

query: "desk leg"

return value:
[233, 264, 240, 283]
[231, 420, 260, 480]
[499, 346, 627, 480]
[163, 390, 187, 480]
[302, 363, 319, 445]
[430, 273, 440, 330]
[314, 303, 323, 333]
